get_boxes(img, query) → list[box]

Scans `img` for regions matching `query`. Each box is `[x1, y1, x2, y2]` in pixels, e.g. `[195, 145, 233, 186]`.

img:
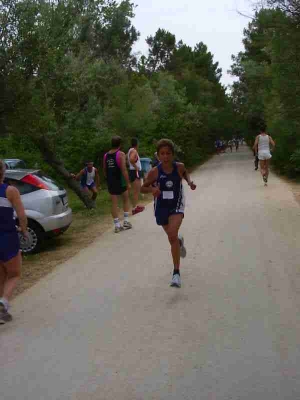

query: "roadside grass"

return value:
[66, 187, 112, 229]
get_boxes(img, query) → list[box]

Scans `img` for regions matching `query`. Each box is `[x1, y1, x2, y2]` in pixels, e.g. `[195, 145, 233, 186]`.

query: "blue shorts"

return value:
[81, 182, 96, 190]
[0, 232, 20, 262]
[155, 208, 184, 226]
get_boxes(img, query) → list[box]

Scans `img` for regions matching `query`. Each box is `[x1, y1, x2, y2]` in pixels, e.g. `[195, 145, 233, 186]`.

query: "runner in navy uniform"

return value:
[0, 160, 28, 324]
[141, 139, 196, 288]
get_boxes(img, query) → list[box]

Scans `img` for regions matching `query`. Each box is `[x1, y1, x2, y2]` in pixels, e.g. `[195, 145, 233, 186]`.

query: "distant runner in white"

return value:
[253, 123, 276, 186]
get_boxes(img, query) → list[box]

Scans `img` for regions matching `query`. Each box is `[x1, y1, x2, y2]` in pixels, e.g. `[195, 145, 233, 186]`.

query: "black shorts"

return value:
[108, 185, 127, 196]
[81, 182, 96, 190]
[129, 170, 141, 183]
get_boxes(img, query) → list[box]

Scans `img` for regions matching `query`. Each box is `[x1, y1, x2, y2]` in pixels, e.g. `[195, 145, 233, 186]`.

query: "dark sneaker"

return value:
[114, 226, 124, 233]
[263, 175, 268, 183]
[170, 274, 181, 288]
[123, 221, 133, 230]
[178, 234, 187, 258]
[2, 312, 12, 323]
[0, 303, 11, 324]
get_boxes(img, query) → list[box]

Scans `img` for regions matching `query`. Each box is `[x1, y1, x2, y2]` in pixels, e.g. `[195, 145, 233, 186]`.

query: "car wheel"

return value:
[19, 220, 44, 255]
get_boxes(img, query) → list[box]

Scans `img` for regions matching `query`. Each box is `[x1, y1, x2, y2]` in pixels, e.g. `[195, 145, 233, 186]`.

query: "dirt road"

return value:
[2, 147, 300, 400]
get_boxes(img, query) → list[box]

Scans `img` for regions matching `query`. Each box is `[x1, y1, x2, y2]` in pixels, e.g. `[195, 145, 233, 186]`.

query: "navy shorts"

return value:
[81, 182, 96, 190]
[155, 208, 184, 226]
[0, 232, 20, 262]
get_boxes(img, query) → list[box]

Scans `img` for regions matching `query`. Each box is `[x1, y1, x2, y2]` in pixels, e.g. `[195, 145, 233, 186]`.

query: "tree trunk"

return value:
[36, 136, 95, 209]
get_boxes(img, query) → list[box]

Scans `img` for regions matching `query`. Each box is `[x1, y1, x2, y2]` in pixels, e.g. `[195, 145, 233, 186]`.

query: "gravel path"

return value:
[2, 146, 300, 400]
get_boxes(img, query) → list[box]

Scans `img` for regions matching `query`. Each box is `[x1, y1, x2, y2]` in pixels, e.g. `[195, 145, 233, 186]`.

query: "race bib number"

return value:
[163, 191, 174, 200]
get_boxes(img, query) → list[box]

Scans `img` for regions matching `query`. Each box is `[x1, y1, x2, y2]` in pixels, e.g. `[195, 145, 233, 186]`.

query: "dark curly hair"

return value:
[157, 139, 175, 155]
[111, 136, 122, 149]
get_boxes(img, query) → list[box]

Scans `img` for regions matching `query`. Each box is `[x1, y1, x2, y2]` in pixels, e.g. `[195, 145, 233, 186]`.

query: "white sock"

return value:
[0, 297, 9, 311]
[114, 218, 121, 228]
[124, 212, 129, 223]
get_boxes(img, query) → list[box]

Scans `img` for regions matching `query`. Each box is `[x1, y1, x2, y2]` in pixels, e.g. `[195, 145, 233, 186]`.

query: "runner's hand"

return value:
[189, 182, 196, 190]
[22, 230, 30, 239]
[16, 226, 29, 239]
[127, 183, 131, 190]
[152, 186, 161, 198]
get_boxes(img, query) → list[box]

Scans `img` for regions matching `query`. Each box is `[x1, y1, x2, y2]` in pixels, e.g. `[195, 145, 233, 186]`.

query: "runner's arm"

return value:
[141, 168, 159, 196]
[178, 163, 197, 190]
[252, 136, 259, 153]
[7, 186, 28, 235]
[103, 156, 107, 178]
[95, 168, 100, 188]
[129, 149, 139, 172]
[70, 169, 84, 180]
[269, 136, 275, 150]
[119, 152, 131, 189]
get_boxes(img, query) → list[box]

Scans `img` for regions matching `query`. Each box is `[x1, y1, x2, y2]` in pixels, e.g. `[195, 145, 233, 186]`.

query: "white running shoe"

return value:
[170, 274, 181, 288]
[123, 221, 132, 230]
[178, 234, 187, 258]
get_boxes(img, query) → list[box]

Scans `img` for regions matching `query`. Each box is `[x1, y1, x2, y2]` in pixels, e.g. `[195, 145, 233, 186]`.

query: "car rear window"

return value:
[4, 178, 39, 195]
[5, 160, 26, 169]
[15, 161, 26, 169]
[34, 172, 64, 191]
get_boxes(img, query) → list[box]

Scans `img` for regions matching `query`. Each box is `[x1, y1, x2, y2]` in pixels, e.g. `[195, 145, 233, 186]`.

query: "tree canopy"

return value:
[0, 0, 238, 206]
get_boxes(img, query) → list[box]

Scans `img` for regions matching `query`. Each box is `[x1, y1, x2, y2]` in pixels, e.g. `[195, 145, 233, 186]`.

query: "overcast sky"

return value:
[132, 0, 254, 87]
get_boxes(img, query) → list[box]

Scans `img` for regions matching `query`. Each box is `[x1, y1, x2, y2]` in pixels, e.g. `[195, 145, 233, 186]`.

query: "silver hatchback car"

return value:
[4, 169, 72, 254]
